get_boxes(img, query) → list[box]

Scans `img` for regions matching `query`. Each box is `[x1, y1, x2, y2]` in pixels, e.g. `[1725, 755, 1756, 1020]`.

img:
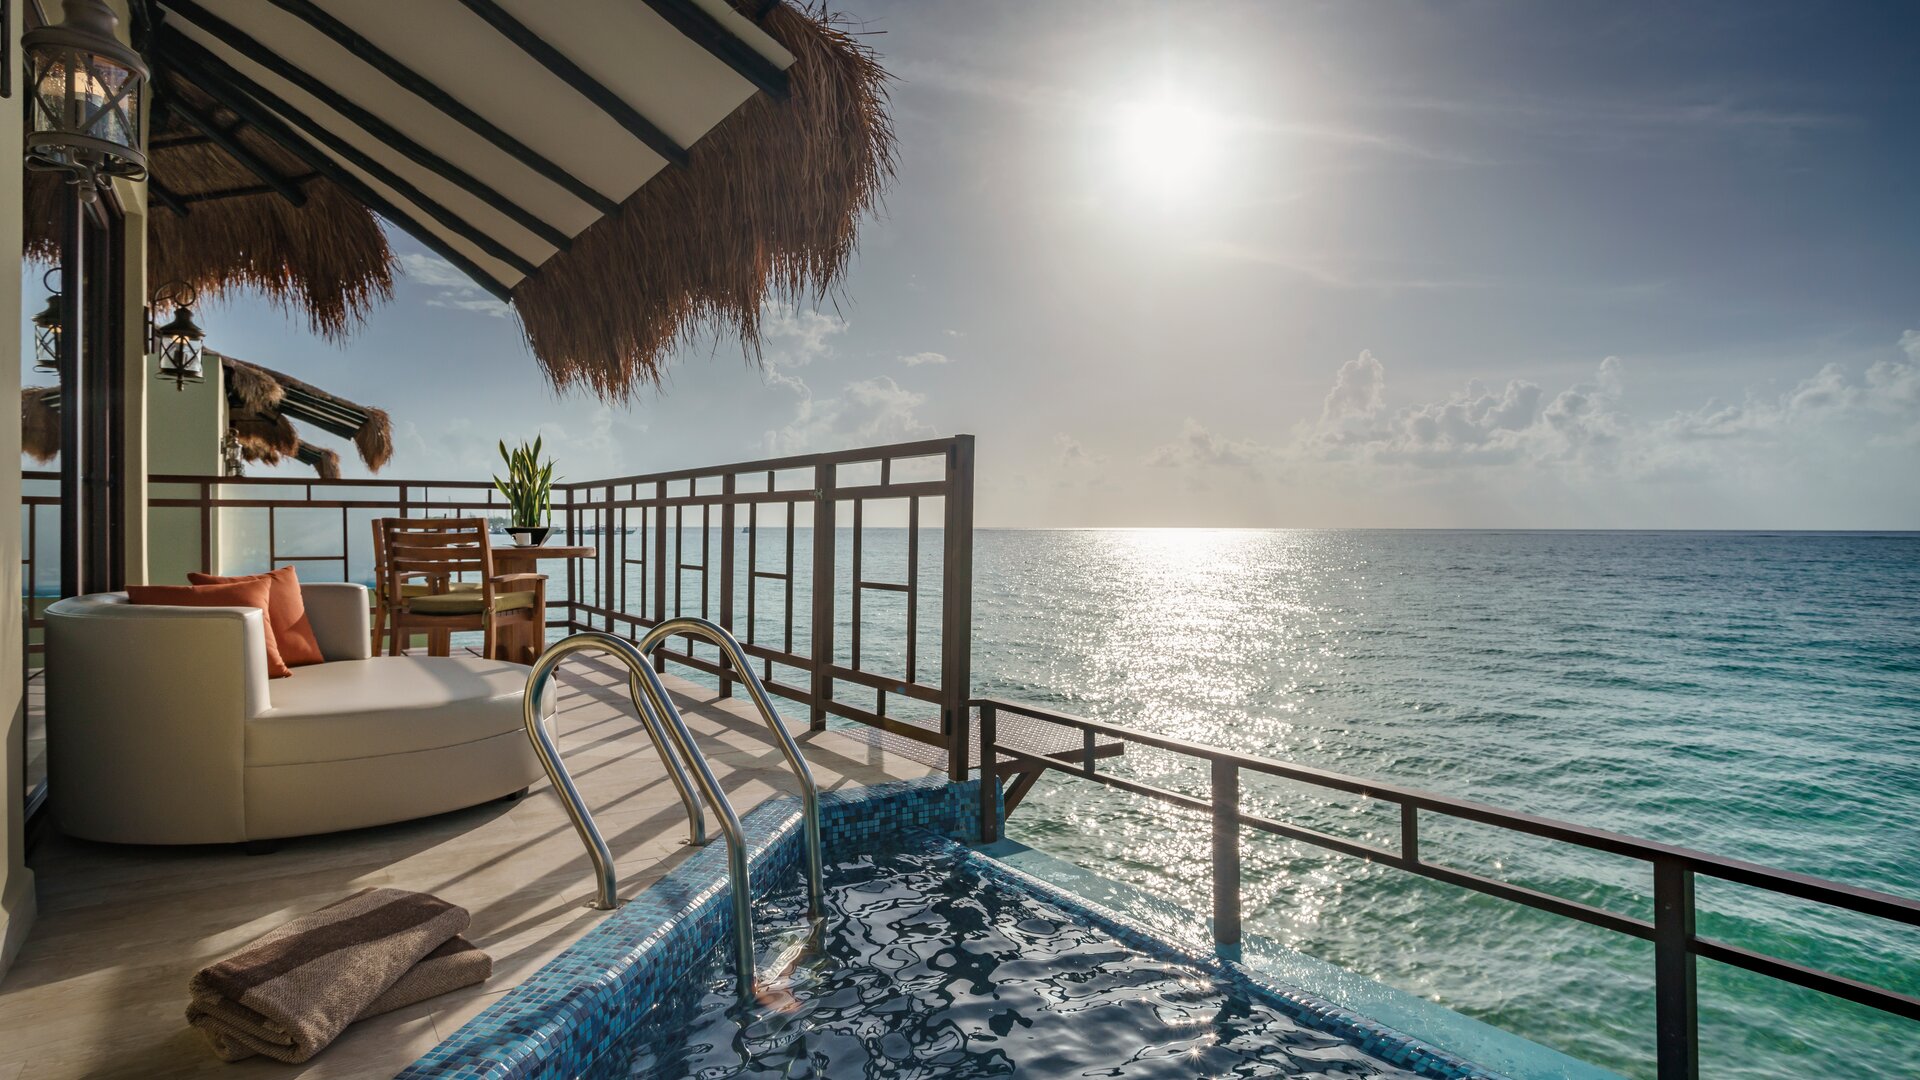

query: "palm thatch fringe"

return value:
[223, 357, 394, 472]
[223, 355, 286, 415]
[21, 387, 60, 463]
[239, 438, 340, 480]
[231, 411, 301, 458]
[355, 407, 395, 472]
[306, 444, 343, 480]
[20, 358, 393, 477]
[23, 74, 396, 339]
[511, 2, 896, 401]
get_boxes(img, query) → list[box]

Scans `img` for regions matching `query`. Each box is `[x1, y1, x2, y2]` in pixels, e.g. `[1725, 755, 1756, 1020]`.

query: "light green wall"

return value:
[147, 358, 226, 584]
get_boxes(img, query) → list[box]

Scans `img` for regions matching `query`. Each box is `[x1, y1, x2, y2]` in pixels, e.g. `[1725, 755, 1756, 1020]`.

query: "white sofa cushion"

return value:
[248, 655, 532, 766]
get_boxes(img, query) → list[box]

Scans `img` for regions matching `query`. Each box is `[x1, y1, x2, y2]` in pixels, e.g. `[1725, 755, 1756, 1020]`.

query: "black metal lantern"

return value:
[23, 0, 150, 192]
[31, 270, 66, 374]
[220, 431, 245, 477]
[150, 283, 207, 390]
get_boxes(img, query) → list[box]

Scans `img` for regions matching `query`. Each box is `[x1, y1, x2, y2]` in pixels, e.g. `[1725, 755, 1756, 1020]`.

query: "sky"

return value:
[27, 1, 1920, 528]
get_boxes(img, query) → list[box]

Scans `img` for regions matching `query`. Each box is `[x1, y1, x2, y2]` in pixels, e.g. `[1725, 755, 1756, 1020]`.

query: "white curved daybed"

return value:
[43, 583, 549, 846]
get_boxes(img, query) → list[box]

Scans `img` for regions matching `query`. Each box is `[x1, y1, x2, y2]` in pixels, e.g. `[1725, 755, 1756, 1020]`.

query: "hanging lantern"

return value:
[150, 283, 208, 391]
[22, 0, 150, 192]
[220, 431, 246, 477]
[31, 270, 65, 374]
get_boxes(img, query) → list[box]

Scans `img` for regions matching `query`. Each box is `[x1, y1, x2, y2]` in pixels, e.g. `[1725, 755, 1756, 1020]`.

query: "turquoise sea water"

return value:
[966, 530, 1920, 1080]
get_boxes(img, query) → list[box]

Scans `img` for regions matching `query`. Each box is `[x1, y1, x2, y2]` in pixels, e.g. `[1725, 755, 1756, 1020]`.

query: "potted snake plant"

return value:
[493, 437, 558, 546]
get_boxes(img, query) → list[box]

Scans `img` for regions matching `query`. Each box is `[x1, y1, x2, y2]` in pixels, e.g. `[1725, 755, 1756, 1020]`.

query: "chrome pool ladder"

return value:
[521, 620, 825, 998]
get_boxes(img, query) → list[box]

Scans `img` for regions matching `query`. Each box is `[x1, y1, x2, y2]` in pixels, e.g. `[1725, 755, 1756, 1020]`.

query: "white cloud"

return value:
[766, 375, 931, 456]
[757, 304, 936, 455]
[761, 304, 847, 365]
[1147, 335, 1920, 485]
[400, 252, 511, 319]
[1659, 344, 1920, 451]
[1054, 433, 1106, 470]
[1145, 418, 1279, 469]
[1320, 349, 1386, 424]
[899, 351, 952, 366]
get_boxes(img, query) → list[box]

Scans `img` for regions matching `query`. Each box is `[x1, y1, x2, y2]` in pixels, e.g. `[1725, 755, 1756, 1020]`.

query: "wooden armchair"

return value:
[377, 518, 546, 662]
[370, 519, 481, 654]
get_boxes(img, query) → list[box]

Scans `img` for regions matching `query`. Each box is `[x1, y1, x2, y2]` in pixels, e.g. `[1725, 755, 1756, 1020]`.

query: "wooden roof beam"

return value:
[639, 0, 788, 101]
[451, 0, 692, 169]
[168, 94, 310, 206]
[177, 174, 320, 204]
[261, 0, 620, 216]
[161, 26, 517, 300]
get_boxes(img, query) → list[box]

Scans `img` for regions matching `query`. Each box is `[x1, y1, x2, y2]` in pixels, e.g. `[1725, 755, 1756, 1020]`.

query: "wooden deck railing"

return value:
[20, 435, 977, 776]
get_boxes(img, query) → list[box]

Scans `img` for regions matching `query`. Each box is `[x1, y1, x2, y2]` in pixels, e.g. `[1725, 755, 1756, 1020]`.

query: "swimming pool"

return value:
[404, 778, 1501, 1080]
[611, 844, 1456, 1078]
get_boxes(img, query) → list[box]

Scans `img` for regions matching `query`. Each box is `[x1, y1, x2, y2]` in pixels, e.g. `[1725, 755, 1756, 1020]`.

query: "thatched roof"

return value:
[20, 354, 392, 479]
[20, 388, 61, 467]
[514, 3, 895, 400]
[23, 1, 892, 400]
[23, 72, 396, 340]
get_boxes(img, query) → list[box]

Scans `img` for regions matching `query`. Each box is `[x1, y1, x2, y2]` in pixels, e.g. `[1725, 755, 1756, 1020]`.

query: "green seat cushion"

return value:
[379, 581, 482, 601]
[404, 589, 536, 615]
[404, 581, 481, 597]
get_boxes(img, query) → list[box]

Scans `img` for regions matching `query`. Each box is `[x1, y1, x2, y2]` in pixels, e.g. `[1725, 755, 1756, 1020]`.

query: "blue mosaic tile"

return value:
[401, 775, 1498, 1080]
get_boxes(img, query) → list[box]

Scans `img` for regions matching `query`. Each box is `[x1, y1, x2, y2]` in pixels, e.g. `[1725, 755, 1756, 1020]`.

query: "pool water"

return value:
[606, 847, 1443, 1079]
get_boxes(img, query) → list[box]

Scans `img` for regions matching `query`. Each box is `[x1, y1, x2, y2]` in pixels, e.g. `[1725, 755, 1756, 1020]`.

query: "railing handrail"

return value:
[524, 632, 757, 997]
[973, 695, 1920, 1080]
[638, 617, 826, 922]
[548, 436, 964, 491]
[141, 473, 500, 488]
[29, 436, 960, 492]
[973, 697, 1920, 924]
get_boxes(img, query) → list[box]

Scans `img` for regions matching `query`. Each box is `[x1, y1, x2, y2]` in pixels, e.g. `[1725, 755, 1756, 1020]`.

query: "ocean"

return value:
[964, 529, 1920, 1080]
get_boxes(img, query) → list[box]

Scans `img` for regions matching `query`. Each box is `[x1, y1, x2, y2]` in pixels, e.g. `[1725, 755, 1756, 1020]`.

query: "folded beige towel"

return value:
[187, 888, 490, 1064]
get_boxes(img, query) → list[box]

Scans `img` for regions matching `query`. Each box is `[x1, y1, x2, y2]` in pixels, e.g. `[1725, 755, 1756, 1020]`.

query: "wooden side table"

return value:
[491, 544, 594, 663]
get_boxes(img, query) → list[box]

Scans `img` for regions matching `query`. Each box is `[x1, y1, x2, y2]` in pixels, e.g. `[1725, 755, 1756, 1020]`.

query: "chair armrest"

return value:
[43, 593, 268, 843]
[301, 582, 371, 661]
[490, 574, 547, 603]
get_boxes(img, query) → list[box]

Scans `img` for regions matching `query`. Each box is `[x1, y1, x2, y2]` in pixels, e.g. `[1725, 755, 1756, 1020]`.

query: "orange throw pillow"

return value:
[127, 578, 290, 678]
[188, 565, 326, 669]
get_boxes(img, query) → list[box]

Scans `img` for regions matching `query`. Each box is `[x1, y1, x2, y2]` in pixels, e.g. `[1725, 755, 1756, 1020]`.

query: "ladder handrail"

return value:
[521, 632, 754, 996]
[636, 617, 826, 922]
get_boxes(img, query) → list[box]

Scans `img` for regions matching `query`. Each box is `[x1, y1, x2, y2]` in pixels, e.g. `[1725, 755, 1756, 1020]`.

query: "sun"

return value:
[1110, 90, 1227, 202]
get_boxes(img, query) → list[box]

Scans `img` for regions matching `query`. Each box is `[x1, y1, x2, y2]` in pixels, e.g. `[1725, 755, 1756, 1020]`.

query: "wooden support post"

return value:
[940, 435, 975, 779]
[809, 462, 836, 730]
[719, 474, 737, 699]
[1654, 857, 1700, 1080]
[1212, 758, 1242, 950]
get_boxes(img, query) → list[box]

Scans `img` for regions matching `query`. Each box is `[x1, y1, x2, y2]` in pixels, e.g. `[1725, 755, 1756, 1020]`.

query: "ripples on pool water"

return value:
[615, 848, 1431, 1079]
[969, 530, 1920, 1080]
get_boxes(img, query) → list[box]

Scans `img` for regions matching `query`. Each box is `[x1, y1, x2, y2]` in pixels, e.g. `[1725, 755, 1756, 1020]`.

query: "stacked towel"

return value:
[187, 888, 491, 1063]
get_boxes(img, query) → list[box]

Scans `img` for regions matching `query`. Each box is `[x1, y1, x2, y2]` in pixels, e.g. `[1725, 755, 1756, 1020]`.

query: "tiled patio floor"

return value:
[0, 658, 934, 1079]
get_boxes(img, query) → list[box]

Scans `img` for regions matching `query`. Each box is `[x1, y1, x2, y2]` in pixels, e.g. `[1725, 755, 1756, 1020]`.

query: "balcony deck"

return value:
[0, 659, 937, 1079]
